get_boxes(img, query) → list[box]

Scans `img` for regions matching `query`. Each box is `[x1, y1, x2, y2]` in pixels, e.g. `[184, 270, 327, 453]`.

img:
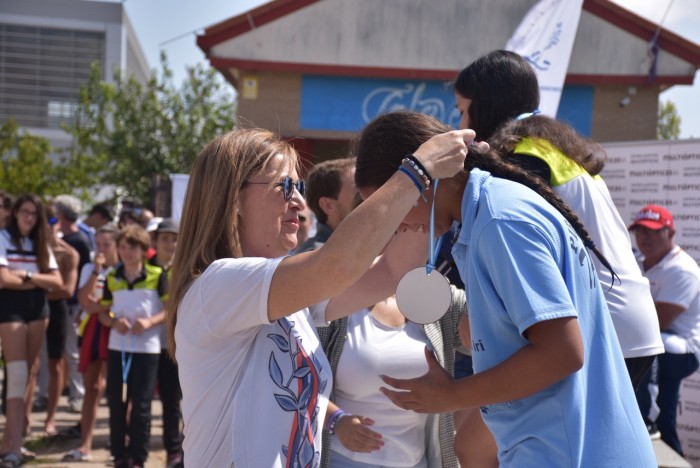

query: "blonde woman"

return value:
[167, 127, 471, 467]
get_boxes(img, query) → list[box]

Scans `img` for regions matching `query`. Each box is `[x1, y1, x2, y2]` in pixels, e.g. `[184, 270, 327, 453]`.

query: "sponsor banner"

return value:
[602, 138, 700, 464]
[679, 372, 700, 466]
[601, 139, 700, 264]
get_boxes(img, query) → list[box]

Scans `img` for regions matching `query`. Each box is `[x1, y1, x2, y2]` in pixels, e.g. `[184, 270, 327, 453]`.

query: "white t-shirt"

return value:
[175, 257, 332, 468]
[331, 309, 429, 467]
[554, 175, 664, 358]
[0, 229, 58, 274]
[78, 262, 111, 299]
[641, 246, 700, 357]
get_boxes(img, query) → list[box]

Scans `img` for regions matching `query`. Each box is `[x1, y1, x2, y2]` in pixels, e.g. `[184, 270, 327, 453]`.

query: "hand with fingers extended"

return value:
[412, 129, 475, 180]
[379, 346, 461, 414]
[335, 414, 384, 453]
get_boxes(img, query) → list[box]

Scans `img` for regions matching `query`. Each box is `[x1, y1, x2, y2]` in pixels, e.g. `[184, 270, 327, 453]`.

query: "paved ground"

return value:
[2, 395, 167, 467]
[2, 394, 692, 467]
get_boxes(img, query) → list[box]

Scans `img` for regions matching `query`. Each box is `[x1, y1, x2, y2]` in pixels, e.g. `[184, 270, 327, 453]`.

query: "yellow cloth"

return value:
[513, 137, 601, 186]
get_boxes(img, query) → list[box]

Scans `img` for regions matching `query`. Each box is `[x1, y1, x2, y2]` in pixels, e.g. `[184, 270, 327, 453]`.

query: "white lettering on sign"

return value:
[361, 83, 461, 127]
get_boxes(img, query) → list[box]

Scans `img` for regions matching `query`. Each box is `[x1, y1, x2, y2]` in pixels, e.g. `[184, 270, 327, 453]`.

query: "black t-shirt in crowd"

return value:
[62, 230, 93, 304]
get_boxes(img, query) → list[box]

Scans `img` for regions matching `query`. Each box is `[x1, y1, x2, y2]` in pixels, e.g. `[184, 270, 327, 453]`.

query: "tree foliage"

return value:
[657, 100, 681, 140]
[65, 53, 237, 205]
[0, 119, 63, 196]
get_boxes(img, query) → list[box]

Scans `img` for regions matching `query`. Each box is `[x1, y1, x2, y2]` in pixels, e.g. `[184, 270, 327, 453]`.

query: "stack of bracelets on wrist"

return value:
[326, 408, 349, 435]
[399, 154, 433, 201]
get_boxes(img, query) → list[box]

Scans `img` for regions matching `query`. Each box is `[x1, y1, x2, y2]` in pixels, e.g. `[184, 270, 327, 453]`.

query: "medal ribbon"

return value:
[426, 179, 443, 275]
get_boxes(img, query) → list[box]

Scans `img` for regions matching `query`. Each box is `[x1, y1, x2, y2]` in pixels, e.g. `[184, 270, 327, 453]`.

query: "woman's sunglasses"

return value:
[247, 176, 306, 201]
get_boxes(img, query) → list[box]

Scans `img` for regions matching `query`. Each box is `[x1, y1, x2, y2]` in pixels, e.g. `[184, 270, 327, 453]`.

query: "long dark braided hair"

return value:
[353, 110, 617, 285]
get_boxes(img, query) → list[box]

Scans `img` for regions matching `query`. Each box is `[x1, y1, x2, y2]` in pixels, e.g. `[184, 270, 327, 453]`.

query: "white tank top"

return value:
[331, 309, 430, 466]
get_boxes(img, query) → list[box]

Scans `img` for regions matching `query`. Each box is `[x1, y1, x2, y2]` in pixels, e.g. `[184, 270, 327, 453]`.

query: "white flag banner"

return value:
[505, 0, 584, 117]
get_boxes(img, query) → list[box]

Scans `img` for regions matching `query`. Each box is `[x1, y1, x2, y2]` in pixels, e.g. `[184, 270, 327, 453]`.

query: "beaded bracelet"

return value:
[402, 160, 430, 188]
[403, 154, 433, 184]
[326, 409, 349, 435]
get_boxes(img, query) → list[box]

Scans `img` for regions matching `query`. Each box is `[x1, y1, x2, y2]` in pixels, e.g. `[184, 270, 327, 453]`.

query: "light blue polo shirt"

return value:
[452, 168, 655, 467]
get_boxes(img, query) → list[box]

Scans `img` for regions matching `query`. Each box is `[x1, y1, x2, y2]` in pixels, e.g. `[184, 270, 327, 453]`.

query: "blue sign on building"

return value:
[300, 75, 461, 132]
[300, 75, 593, 137]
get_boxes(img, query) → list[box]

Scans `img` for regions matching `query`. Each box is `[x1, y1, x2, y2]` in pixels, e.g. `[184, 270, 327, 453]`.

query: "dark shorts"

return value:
[0, 288, 49, 324]
[46, 300, 68, 359]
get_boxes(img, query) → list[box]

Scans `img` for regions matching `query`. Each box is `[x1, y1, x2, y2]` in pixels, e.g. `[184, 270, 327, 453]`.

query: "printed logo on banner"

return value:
[630, 182, 659, 193]
[602, 169, 626, 180]
[628, 199, 676, 208]
[663, 152, 700, 162]
[630, 152, 660, 164]
[685, 167, 700, 177]
[606, 185, 625, 193]
[664, 184, 700, 191]
[628, 169, 676, 177]
[682, 229, 700, 239]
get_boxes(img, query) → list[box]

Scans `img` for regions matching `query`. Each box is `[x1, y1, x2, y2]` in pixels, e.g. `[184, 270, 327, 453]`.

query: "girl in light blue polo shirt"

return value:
[353, 110, 656, 467]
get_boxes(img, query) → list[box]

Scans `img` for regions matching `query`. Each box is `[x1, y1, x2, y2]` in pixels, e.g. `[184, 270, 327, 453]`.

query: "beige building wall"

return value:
[236, 72, 363, 141]
[591, 85, 659, 142]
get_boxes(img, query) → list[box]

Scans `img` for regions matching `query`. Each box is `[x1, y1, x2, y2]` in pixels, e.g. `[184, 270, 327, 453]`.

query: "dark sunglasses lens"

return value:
[281, 176, 305, 200]
[48, 216, 58, 226]
[283, 177, 293, 201]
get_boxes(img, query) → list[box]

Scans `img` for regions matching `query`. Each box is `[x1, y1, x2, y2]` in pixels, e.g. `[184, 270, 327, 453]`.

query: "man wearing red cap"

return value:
[629, 204, 700, 456]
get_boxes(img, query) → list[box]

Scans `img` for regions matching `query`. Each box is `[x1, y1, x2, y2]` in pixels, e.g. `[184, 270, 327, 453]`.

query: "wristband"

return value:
[398, 167, 424, 193]
[398, 163, 430, 202]
[403, 154, 433, 183]
[326, 409, 349, 435]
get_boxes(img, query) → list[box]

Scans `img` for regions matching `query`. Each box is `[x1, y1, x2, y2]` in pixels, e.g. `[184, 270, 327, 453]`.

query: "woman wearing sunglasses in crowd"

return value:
[353, 110, 655, 467]
[0, 194, 62, 468]
[166, 127, 471, 467]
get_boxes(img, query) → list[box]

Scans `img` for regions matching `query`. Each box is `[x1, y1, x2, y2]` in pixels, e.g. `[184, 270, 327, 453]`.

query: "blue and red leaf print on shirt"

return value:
[268, 318, 325, 468]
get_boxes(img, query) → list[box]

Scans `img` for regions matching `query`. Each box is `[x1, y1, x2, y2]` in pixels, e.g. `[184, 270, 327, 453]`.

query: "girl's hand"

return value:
[113, 318, 131, 334]
[131, 317, 152, 335]
[335, 415, 384, 453]
[93, 253, 106, 273]
[379, 346, 459, 414]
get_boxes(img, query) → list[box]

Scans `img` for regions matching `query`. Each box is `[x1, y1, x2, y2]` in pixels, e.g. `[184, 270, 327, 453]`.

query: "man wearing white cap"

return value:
[630, 204, 700, 456]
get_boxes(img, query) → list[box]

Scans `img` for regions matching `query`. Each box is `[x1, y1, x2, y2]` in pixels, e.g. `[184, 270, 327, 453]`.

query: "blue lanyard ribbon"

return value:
[121, 335, 133, 384]
[426, 179, 443, 275]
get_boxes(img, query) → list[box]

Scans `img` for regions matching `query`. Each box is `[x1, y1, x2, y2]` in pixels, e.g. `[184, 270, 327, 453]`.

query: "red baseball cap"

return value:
[628, 204, 674, 231]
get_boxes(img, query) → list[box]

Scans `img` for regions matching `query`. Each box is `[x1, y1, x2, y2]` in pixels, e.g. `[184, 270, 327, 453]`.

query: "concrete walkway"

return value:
[3, 394, 693, 467]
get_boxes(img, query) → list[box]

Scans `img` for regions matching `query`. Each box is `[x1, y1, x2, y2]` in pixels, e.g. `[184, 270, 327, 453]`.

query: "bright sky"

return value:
[119, 0, 700, 138]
